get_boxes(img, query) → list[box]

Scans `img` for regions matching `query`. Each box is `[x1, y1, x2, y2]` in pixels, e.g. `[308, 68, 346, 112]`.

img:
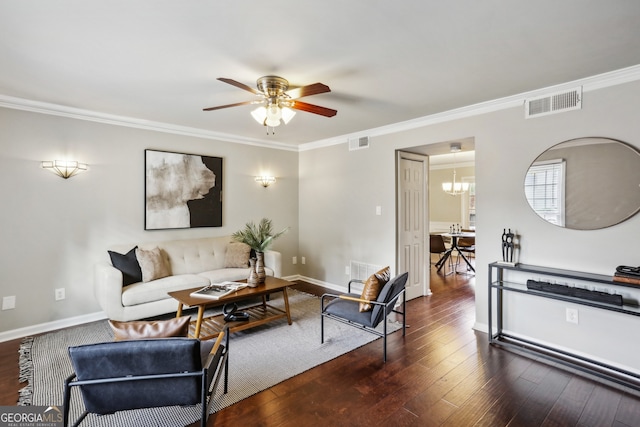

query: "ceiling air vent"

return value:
[349, 136, 370, 151]
[525, 87, 582, 119]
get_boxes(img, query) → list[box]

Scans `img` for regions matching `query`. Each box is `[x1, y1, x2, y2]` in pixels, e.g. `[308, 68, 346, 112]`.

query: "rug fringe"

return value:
[18, 336, 34, 406]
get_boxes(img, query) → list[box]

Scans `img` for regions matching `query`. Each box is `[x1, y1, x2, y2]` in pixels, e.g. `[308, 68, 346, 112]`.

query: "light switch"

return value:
[2, 296, 16, 310]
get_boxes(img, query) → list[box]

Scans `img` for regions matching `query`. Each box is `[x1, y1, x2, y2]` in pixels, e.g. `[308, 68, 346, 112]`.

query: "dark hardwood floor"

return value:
[2, 260, 640, 426]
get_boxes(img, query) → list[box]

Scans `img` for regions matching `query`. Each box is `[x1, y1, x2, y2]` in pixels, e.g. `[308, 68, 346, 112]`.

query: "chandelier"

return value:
[442, 143, 469, 196]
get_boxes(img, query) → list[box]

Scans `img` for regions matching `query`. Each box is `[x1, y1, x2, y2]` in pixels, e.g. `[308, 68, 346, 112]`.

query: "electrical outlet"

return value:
[2, 296, 16, 310]
[55, 288, 66, 301]
[345, 266, 350, 275]
[292, 256, 297, 265]
[566, 308, 579, 324]
[301, 257, 306, 265]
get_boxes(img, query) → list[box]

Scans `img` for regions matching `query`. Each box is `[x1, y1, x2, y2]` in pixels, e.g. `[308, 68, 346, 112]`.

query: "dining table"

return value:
[435, 232, 476, 274]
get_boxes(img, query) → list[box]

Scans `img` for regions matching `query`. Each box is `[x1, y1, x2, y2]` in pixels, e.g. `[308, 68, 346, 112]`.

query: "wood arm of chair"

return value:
[209, 330, 225, 357]
[344, 289, 406, 310]
[338, 295, 370, 304]
[204, 328, 228, 393]
[203, 327, 227, 375]
[321, 292, 366, 311]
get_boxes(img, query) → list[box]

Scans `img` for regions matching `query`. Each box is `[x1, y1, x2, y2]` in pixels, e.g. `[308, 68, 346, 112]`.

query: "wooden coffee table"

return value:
[168, 276, 293, 340]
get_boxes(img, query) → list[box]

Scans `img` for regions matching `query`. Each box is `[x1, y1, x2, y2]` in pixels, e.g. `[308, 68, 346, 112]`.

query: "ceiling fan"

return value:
[203, 76, 337, 129]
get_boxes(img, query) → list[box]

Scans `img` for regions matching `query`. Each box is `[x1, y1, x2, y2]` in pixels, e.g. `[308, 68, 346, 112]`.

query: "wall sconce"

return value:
[41, 160, 88, 179]
[255, 176, 276, 188]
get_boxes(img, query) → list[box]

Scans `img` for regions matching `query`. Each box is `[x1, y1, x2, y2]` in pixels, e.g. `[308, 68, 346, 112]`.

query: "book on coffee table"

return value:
[190, 282, 248, 300]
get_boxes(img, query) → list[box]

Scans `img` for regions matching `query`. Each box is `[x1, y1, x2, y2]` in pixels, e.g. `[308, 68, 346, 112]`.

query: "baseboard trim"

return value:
[473, 321, 489, 334]
[286, 275, 349, 293]
[0, 311, 107, 343]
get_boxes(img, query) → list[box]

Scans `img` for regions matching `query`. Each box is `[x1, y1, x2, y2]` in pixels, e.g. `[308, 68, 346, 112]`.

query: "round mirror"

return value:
[524, 137, 640, 230]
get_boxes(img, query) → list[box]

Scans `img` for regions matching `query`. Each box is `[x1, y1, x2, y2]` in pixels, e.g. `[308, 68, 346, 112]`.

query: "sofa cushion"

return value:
[359, 266, 391, 312]
[197, 267, 273, 284]
[136, 247, 171, 282]
[108, 316, 191, 341]
[152, 237, 229, 276]
[108, 247, 142, 286]
[122, 274, 210, 307]
[224, 242, 251, 268]
[324, 293, 377, 327]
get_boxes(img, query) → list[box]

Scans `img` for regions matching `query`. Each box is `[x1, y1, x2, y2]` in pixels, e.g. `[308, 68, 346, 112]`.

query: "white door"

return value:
[397, 151, 430, 299]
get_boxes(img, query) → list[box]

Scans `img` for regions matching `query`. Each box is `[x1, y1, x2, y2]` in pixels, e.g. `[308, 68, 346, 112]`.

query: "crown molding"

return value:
[2, 65, 639, 153]
[0, 94, 299, 152]
[300, 64, 640, 152]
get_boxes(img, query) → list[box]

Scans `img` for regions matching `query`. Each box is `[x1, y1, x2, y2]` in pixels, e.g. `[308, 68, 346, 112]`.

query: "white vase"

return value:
[247, 258, 259, 287]
[256, 251, 266, 284]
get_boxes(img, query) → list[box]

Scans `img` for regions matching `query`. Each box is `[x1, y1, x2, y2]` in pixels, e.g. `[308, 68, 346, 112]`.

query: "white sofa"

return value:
[95, 236, 282, 321]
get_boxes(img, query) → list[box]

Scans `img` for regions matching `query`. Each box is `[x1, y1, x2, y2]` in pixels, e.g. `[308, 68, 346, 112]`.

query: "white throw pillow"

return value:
[135, 247, 171, 282]
[224, 242, 251, 268]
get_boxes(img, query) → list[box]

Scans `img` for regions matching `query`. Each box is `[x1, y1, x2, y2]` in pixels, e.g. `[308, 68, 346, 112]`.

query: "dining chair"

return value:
[457, 229, 475, 274]
[430, 234, 453, 274]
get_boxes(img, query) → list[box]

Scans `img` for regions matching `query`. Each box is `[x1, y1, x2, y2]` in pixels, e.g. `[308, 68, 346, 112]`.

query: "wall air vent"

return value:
[349, 136, 370, 151]
[525, 87, 582, 119]
[350, 261, 383, 282]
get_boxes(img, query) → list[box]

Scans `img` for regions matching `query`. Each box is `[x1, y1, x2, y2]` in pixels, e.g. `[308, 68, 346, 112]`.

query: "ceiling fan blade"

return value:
[203, 100, 255, 111]
[290, 100, 337, 117]
[217, 78, 262, 95]
[285, 82, 331, 99]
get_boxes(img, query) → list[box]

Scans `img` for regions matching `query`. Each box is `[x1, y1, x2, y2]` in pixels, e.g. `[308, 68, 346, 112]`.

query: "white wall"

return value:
[298, 141, 396, 282]
[3, 75, 640, 374]
[0, 108, 299, 334]
[299, 79, 640, 373]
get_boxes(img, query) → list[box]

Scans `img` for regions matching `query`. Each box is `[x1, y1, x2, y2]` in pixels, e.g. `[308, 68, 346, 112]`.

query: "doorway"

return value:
[397, 139, 475, 295]
[396, 151, 430, 300]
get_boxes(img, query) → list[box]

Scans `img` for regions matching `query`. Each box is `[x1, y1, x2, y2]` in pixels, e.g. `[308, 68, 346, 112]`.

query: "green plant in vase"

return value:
[232, 218, 288, 285]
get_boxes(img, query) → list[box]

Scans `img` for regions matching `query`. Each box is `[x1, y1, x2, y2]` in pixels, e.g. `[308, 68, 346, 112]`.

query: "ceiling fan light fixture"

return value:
[265, 104, 282, 127]
[281, 107, 296, 124]
[251, 106, 267, 124]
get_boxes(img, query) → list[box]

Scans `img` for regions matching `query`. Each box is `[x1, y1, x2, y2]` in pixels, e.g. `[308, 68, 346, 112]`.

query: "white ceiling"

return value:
[2, 1, 640, 149]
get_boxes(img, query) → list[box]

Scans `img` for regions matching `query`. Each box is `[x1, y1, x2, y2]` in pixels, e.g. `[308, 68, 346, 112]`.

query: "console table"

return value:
[488, 262, 640, 391]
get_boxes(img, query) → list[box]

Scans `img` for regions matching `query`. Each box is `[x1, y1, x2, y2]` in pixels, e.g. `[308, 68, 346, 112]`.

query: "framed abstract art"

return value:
[145, 149, 223, 230]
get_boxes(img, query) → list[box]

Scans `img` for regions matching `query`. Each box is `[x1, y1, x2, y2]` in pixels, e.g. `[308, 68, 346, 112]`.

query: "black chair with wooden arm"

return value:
[320, 272, 408, 362]
[63, 331, 227, 427]
[430, 234, 453, 274]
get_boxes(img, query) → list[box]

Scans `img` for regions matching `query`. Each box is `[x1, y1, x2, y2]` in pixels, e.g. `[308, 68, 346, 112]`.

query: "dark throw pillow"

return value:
[108, 246, 142, 286]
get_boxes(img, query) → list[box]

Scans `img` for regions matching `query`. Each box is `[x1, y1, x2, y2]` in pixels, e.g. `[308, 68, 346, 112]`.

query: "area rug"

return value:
[19, 289, 400, 426]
